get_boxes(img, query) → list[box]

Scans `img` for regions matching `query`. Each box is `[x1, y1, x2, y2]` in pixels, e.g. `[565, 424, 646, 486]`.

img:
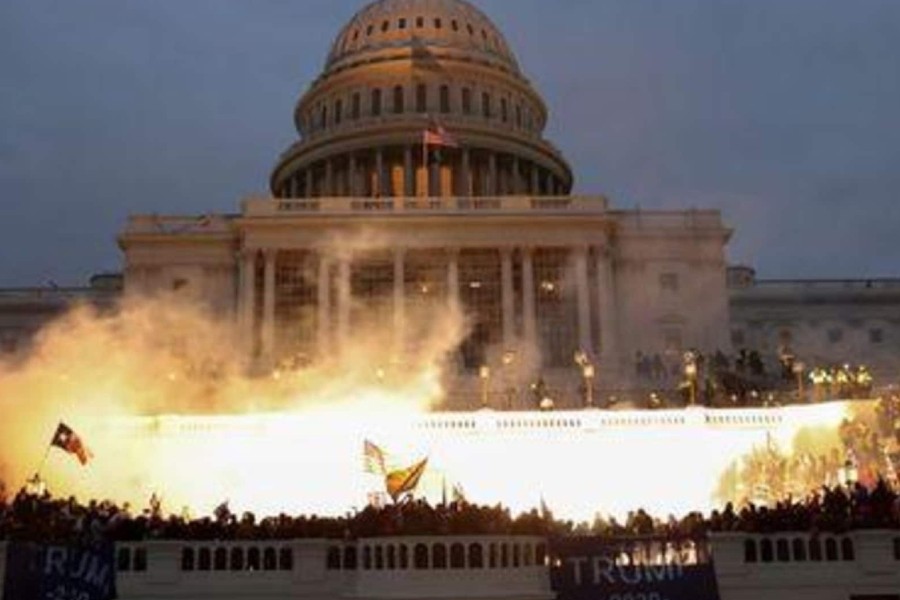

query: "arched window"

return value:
[450, 543, 465, 569]
[440, 85, 450, 113]
[825, 538, 838, 562]
[133, 548, 147, 572]
[371, 88, 382, 117]
[344, 546, 358, 570]
[468, 543, 483, 569]
[792, 539, 806, 562]
[399, 544, 409, 569]
[482, 92, 491, 118]
[535, 543, 547, 566]
[433, 544, 448, 569]
[374, 545, 385, 570]
[501, 543, 509, 568]
[393, 85, 405, 114]
[247, 547, 261, 571]
[512, 544, 521, 567]
[809, 538, 822, 562]
[198, 547, 211, 571]
[760, 539, 773, 563]
[117, 548, 131, 572]
[523, 544, 532, 566]
[214, 548, 227, 571]
[363, 546, 372, 570]
[489, 543, 498, 568]
[841, 538, 855, 561]
[414, 544, 429, 569]
[416, 84, 428, 113]
[351, 93, 361, 120]
[263, 547, 277, 571]
[744, 539, 758, 563]
[326, 547, 341, 570]
[386, 545, 396, 569]
[776, 539, 789, 562]
[230, 547, 245, 571]
[279, 548, 294, 571]
[181, 547, 195, 571]
[462, 88, 472, 114]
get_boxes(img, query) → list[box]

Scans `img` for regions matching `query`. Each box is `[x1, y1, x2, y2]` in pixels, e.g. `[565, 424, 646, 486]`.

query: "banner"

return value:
[550, 537, 720, 600]
[3, 542, 118, 600]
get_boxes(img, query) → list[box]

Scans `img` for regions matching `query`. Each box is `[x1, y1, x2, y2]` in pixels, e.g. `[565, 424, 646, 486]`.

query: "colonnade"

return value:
[277, 147, 565, 199]
[237, 245, 618, 367]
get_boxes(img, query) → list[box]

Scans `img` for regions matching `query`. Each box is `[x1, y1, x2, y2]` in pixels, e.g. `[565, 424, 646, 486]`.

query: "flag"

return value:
[50, 422, 92, 465]
[363, 440, 386, 475]
[385, 457, 428, 502]
[423, 124, 459, 148]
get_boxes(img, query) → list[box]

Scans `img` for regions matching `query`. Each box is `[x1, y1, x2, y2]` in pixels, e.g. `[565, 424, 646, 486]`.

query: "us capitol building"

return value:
[1, 0, 898, 402]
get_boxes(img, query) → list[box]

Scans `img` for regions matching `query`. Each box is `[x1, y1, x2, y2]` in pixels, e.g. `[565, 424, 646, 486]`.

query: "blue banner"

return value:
[3, 542, 117, 600]
[550, 537, 720, 600]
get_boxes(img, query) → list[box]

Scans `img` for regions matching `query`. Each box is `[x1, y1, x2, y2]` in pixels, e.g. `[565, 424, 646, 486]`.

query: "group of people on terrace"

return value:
[0, 476, 897, 545]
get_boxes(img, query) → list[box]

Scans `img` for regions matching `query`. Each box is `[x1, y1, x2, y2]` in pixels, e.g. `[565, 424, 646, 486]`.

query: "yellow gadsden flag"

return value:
[385, 457, 428, 502]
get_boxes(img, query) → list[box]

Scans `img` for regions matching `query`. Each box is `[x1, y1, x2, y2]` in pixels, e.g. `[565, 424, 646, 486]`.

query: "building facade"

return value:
[117, 0, 733, 402]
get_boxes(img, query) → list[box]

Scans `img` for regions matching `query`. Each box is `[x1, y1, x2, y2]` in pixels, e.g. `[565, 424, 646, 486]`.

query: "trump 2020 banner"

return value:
[3, 542, 117, 600]
[550, 537, 720, 600]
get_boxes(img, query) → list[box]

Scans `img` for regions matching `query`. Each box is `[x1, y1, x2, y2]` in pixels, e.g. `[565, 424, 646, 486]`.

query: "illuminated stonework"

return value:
[117, 0, 733, 407]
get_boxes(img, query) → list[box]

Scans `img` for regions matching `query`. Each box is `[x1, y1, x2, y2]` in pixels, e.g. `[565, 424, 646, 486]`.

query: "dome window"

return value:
[439, 85, 450, 114]
[467, 23, 474, 35]
[393, 85, 405, 114]
[482, 92, 492, 118]
[500, 98, 508, 122]
[381, 20, 389, 32]
[353, 30, 359, 41]
[416, 16, 424, 28]
[398, 18, 407, 30]
[451, 20, 459, 32]
[366, 24, 374, 36]
[351, 93, 361, 120]
[462, 88, 472, 115]
[416, 84, 428, 113]
[334, 99, 343, 125]
[434, 18, 442, 29]
[371, 88, 382, 117]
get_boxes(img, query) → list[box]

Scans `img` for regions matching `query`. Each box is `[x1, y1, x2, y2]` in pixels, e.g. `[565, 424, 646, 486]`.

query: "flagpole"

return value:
[35, 443, 52, 479]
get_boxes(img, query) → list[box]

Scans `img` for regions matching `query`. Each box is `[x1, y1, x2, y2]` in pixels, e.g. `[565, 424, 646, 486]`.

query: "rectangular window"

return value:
[659, 273, 679, 292]
[351, 93, 360, 120]
[515, 104, 522, 127]
[416, 84, 427, 113]
[462, 87, 472, 114]
[416, 16, 424, 28]
[440, 85, 450, 113]
[371, 89, 382, 117]
[500, 98, 508, 122]
[398, 18, 406, 29]
[393, 85, 404, 114]
[334, 99, 343, 125]
[482, 92, 492, 118]
[870, 328, 884, 344]
[827, 328, 844, 344]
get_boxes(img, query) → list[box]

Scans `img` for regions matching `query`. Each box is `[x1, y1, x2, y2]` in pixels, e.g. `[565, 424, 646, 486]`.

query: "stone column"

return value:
[530, 164, 540, 196]
[488, 152, 498, 196]
[511, 157, 520, 195]
[521, 247, 537, 344]
[403, 146, 414, 197]
[595, 245, 618, 364]
[375, 149, 385, 197]
[447, 249, 460, 313]
[461, 148, 471, 197]
[348, 153, 358, 197]
[306, 167, 315, 198]
[501, 248, 515, 348]
[317, 255, 331, 356]
[325, 159, 334, 197]
[337, 258, 351, 351]
[261, 249, 277, 361]
[393, 248, 406, 351]
[574, 246, 592, 354]
[239, 249, 257, 356]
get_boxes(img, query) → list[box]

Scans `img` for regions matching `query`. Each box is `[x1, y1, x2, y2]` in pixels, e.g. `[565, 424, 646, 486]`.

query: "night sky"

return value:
[2, 0, 899, 286]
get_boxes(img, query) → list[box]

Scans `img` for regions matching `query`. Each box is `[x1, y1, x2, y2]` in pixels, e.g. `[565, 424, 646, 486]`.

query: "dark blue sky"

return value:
[2, 0, 899, 286]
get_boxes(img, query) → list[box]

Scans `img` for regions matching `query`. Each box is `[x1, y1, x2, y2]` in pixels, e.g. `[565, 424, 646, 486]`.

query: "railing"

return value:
[244, 195, 609, 217]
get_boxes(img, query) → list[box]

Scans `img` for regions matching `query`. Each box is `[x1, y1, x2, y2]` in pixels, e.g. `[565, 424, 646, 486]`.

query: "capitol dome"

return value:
[324, 0, 520, 77]
[270, 0, 572, 200]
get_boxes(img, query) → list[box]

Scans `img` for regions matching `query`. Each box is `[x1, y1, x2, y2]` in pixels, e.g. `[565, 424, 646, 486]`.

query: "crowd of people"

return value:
[0, 477, 897, 545]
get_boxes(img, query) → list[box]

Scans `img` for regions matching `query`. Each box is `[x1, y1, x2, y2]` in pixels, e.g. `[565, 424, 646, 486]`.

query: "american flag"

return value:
[423, 124, 459, 148]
